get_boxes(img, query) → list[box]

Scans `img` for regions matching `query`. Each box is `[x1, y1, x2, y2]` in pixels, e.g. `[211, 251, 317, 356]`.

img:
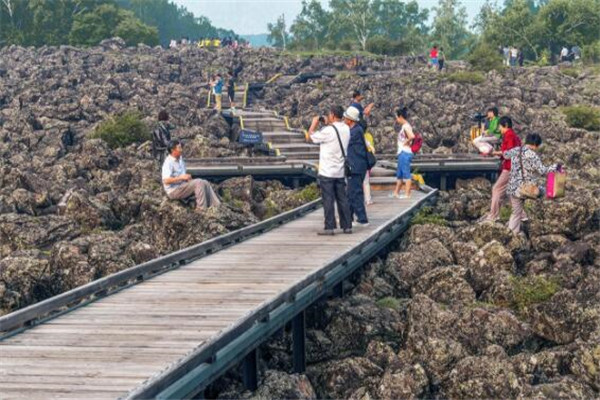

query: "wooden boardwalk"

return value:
[0, 190, 429, 400]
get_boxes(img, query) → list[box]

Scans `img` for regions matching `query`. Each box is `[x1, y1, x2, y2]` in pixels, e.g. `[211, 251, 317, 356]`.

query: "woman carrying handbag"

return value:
[502, 133, 562, 234]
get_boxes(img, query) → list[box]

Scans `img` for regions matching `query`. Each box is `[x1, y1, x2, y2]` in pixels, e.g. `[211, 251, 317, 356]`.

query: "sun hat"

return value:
[344, 106, 361, 122]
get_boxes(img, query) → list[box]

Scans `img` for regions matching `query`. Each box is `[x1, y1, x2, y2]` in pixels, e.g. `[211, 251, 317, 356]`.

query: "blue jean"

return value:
[396, 152, 413, 180]
[347, 172, 368, 223]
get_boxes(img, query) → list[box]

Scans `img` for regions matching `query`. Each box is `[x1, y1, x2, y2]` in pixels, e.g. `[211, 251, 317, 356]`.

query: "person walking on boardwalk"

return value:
[391, 107, 415, 199]
[210, 73, 224, 111]
[307, 105, 353, 236]
[503, 133, 561, 234]
[162, 140, 221, 210]
[483, 116, 522, 222]
[344, 106, 370, 227]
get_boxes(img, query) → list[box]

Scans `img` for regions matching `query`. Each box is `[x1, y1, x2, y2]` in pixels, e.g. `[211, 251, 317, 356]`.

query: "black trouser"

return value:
[318, 175, 352, 231]
[347, 172, 368, 224]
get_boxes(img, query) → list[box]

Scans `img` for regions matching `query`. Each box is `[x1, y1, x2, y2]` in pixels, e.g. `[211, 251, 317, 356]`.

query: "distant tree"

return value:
[115, 15, 159, 46]
[267, 14, 289, 49]
[289, 0, 331, 50]
[329, 0, 376, 51]
[69, 4, 158, 47]
[533, 0, 600, 55]
[430, 0, 474, 59]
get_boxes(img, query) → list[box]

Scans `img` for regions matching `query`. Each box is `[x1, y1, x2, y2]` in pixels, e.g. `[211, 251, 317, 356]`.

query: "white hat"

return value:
[344, 106, 360, 122]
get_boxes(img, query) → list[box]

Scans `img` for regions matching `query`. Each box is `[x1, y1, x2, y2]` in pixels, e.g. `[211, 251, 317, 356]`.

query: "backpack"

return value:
[152, 123, 171, 150]
[411, 133, 423, 153]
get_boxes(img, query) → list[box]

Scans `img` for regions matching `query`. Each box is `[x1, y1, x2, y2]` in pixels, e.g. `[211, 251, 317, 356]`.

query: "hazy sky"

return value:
[173, 0, 484, 35]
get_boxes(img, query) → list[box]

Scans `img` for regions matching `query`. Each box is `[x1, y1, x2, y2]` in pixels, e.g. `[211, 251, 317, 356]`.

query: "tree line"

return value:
[0, 0, 237, 47]
[267, 0, 600, 63]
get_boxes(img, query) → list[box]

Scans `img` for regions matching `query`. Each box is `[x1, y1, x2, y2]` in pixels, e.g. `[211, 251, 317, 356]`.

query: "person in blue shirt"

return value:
[344, 106, 369, 227]
[350, 90, 374, 122]
[211, 74, 224, 111]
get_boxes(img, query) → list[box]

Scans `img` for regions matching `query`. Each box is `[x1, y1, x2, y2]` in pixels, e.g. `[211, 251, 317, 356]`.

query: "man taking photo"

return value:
[307, 106, 352, 236]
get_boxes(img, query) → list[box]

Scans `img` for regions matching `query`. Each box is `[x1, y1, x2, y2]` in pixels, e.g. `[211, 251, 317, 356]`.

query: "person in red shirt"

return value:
[484, 116, 522, 221]
[430, 45, 439, 68]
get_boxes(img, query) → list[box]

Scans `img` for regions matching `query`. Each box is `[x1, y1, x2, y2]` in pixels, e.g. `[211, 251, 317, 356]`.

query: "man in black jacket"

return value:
[344, 106, 369, 227]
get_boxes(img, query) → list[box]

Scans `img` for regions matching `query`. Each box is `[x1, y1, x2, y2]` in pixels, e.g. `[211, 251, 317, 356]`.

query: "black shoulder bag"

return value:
[363, 134, 377, 170]
[332, 124, 352, 177]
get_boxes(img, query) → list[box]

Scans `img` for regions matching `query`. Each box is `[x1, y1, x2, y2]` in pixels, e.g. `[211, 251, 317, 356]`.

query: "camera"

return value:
[472, 112, 485, 125]
[318, 115, 327, 124]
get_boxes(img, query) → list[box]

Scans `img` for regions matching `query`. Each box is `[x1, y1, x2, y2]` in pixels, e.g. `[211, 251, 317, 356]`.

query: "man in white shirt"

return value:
[162, 140, 221, 210]
[392, 107, 415, 199]
[307, 105, 353, 235]
[560, 47, 569, 62]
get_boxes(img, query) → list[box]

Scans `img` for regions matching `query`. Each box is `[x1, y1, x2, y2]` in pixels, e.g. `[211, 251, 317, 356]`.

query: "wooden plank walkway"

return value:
[0, 190, 428, 400]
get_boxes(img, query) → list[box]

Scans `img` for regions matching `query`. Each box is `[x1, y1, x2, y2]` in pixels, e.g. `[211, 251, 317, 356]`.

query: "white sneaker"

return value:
[397, 194, 409, 199]
[356, 221, 370, 227]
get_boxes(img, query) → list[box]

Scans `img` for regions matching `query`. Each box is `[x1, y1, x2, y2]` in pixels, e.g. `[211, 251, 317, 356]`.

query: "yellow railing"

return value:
[265, 73, 283, 84]
[239, 116, 245, 130]
[284, 116, 291, 130]
[242, 83, 249, 108]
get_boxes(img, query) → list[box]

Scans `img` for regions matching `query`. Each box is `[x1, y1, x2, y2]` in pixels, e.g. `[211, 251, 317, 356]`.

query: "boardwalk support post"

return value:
[242, 348, 258, 391]
[440, 174, 448, 191]
[333, 281, 343, 298]
[292, 311, 306, 373]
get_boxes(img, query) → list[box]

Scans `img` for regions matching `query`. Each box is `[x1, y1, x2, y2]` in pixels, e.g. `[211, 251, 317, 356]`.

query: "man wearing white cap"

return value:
[344, 106, 370, 226]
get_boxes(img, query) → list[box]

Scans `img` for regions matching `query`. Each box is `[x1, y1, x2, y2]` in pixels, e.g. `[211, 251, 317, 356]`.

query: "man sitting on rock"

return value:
[162, 140, 221, 210]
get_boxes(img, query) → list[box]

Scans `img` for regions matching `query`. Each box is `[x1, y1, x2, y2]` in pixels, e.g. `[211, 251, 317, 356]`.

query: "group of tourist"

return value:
[475, 111, 562, 233]
[429, 45, 446, 71]
[560, 46, 582, 62]
[169, 37, 249, 50]
[209, 72, 237, 111]
[306, 91, 419, 236]
[500, 46, 525, 67]
[154, 86, 561, 238]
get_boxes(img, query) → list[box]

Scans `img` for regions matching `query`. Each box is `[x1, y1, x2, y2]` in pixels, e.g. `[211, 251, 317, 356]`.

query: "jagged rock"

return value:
[0, 251, 57, 313]
[570, 342, 600, 391]
[455, 307, 532, 353]
[526, 290, 596, 345]
[443, 355, 522, 399]
[365, 341, 402, 371]
[467, 240, 515, 293]
[308, 357, 382, 399]
[403, 223, 455, 247]
[385, 240, 454, 292]
[249, 371, 316, 400]
[323, 295, 405, 357]
[411, 266, 475, 308]
[517, 377, 596, 399]
[375, 364, 429, 399]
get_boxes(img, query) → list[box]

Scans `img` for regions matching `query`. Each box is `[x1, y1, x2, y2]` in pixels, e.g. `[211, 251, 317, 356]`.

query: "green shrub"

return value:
[537, 49, 551, 67]
[91, 111, 151, 148]
[510, 276, 560, 313]
[411, 206, 447, 226]
[447, 71, 485, 85]
[583, 41, 600, 65]
[561, 67, 581, 78]
[467, 43, 504, 72]
[376, 297, 401, 311]
[562, 105, 600, 131]
[295, 183, 320, 203]
[499, 205, 511, 223]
